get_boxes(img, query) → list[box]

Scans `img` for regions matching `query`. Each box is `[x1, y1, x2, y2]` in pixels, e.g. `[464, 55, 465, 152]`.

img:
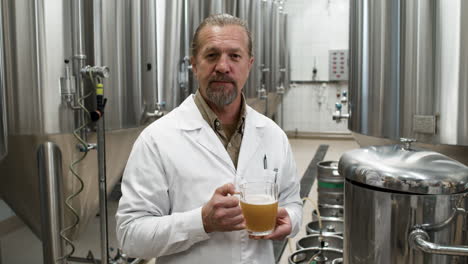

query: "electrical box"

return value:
[329, 50, 348, 81]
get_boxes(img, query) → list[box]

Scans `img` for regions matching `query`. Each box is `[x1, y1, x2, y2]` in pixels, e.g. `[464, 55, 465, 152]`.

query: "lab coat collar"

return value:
[177, 95, 266, 130]
[177, 95, 267, 170]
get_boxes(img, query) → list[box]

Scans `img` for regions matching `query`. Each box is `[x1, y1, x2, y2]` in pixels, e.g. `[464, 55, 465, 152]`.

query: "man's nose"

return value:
[215, 54, 230, 73]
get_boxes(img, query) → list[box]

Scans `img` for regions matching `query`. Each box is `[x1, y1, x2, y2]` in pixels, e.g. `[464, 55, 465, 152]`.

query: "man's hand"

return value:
[249, 207, 292, 240]
[202, 183, 245, 233]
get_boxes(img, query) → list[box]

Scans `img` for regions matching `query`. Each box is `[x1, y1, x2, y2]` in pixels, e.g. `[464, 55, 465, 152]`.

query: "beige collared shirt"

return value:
[194, 91, 246, 168]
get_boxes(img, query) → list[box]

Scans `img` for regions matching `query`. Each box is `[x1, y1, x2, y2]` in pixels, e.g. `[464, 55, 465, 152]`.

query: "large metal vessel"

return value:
[349, 0, 468, 164]
[0, 0, 6, 162]
[0, 0, 189, 240]
[237, 0, 263, 99]
[340, 142, 468, 263]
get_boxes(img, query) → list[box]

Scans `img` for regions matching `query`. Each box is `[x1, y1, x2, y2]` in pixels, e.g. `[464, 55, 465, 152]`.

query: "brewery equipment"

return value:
[312, 204, 344, 220]
[306, 219, 344, 236]
[289, 248, 343, 264]
[0, 0, 6, 162]
[339, 140, 468, 263]
[297, 234, 343, 250]
[348, 0, 468, 164]
[317, 161, 344, 206]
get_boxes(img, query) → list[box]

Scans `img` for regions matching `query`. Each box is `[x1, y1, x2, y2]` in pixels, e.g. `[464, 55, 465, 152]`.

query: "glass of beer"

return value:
[239, 181, 279, 236]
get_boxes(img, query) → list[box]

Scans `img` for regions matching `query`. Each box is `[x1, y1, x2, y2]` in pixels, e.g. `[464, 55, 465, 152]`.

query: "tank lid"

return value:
[338, 139, 468, 194]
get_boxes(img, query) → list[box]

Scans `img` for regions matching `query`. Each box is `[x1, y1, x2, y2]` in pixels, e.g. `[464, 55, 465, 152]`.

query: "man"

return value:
[116, 14, 302, 264]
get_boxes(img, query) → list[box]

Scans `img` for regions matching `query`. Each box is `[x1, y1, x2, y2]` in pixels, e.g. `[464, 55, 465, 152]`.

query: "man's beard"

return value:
[206, 74, 238, 107]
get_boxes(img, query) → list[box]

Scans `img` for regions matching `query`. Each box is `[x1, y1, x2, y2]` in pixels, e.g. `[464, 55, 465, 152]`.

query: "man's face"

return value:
[191, 25, 254, 108]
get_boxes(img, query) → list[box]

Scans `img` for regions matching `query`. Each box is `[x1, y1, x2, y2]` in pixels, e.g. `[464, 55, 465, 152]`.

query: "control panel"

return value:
[329, 50, 348, 81]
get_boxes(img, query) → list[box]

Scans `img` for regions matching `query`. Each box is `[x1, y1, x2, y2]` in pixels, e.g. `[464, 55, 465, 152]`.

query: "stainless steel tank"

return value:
[261, 0, 273, 93]
[339, 141, 468, 263]
[270, 1, 280, 94]
[0, 0, 6, 162]
[349, 0, 468, 164]
[99, 0, 157, 128]
[0, 0, 186, 239]
[279, 9, 290, 92]
[237, 0, 263, 99]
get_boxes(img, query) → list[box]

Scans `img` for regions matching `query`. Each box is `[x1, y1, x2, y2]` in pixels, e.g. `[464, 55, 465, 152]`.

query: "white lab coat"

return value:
[116, 95, 302, 264]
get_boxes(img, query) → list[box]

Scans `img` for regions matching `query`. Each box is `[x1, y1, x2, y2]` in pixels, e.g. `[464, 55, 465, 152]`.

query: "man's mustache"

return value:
[209, 74, 235, 84]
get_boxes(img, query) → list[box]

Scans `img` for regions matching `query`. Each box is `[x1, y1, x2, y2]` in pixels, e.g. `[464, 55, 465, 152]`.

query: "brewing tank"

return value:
[0, 0, 184, 239]
[349, 0, 468, 164]
[237, 0, 263, 99]
[0, 0, 6, 162]
[339, 142, 468, 263]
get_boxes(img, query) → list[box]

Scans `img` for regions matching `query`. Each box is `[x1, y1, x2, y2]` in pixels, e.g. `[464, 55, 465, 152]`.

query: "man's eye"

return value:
[207, 54, 217, 58]
[231, 54, 241, 59]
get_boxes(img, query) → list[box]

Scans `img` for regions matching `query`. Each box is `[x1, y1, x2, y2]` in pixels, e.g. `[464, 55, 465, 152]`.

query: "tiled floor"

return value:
[0, 138, 359, 264]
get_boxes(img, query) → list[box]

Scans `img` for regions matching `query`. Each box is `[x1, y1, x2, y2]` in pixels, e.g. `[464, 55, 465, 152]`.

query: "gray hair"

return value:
[191, 13, 253, 58]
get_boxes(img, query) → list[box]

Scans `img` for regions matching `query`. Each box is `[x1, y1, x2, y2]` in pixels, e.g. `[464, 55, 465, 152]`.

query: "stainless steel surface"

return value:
[237, 0, 263, 99]
[72, 0, 88, 141]
[96, 94, 109, 263]
[101, 0, 145, 128]
[279, 10, 290, 92]
[155, 0, 185, 111]
[339, 143, 468, 194]
[270, 1, 280, 94]
[409, 229, 468, 256]
[37, 142, 65, 264]
[296, 234, 343, 250]
[0, 0, 147, 240]
[289, 248, 343, 264]
[344, 180, 468, 264]
[312, 204, 344, 220]
[352, 132, 468, 166]
[0, 0, 6, 162]
[317, 161, 344, 206]
[349, 0, 468, 147]
[306, 219, 344, 236]
[332, 258, 343, 264]
[261, 0, 273, 93]
[318, 193, 344, 207]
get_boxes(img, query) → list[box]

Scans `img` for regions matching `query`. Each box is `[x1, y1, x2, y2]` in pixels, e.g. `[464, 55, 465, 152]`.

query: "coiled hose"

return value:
[57, 86, 93, 263]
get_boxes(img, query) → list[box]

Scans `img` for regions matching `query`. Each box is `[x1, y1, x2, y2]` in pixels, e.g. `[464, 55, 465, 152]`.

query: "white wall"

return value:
[281, 0, 350, 133]
[287, 0, 349, 81]
[280, 83, 348, 133]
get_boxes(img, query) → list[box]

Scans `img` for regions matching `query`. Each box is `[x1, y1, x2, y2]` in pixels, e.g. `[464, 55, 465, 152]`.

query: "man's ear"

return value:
[190, 56, 197, 74]
[248, 56, 254, 71]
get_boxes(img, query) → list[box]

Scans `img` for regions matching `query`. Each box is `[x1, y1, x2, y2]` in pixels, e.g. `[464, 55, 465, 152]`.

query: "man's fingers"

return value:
[216, 183, 237, 196]
[231, 222, 246, 231]
[222, 205, 242, 217]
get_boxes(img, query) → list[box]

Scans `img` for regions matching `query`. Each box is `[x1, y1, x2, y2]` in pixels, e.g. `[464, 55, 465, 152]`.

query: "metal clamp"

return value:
[409, 229, 468, 256]
[400, 138, 416, 150]
[81, 65, 110, 79]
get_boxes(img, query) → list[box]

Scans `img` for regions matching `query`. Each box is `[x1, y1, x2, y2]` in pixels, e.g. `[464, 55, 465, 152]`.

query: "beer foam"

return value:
[244, 194, 276, 205]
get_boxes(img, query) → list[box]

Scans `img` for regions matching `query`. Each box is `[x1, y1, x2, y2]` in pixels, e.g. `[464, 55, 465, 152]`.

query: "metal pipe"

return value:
[93, 0, 103, 66]
[419, 195, 467, 231]
[97, 107, 109, 264]
[409, 229, 468, 256]
[71, 0, 88, 141]
[37, 142, 65, 264]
